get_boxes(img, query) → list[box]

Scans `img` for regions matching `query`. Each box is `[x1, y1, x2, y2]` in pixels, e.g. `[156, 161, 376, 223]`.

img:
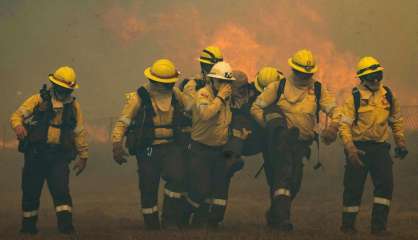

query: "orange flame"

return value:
[85, 123, 110, 143]
[0, 139, 18, 149]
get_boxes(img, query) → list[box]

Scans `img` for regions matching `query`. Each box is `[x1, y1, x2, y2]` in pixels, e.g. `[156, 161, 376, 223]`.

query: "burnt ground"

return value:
[0, 133, 417, 240]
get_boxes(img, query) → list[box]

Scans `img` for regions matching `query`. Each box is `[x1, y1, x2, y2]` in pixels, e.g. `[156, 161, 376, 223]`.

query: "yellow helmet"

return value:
[198, 46, 223, 65]
[48, 66, 79, 89]
[288, 49, 318, 73]
[144, 59, 180, 84]
[254, 67, 284, 92]
[356, 56, 384, 77]
[206, 62, 235, 81]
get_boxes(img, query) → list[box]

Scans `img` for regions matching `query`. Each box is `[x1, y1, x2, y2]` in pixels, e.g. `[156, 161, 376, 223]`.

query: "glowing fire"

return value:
[0, 139, 18, 149]
[85, 123, 110, 143]
[100, 0, 357, 101]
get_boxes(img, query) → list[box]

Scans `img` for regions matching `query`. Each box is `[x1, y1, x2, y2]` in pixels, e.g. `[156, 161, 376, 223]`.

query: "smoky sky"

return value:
[1, 0, 417, 123]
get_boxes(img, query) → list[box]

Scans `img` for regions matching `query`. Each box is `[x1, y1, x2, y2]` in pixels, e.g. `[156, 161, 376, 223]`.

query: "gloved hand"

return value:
[73, 158, 87, 176]
[217, 84, 232, 101]
[225, 154, 244, 179]
[321, 123, 339, 145]
[113, 142, 128, 165]
[15, 125, 27, 140]
[395, 146, 408, 159]
[345, 144, 365, 168]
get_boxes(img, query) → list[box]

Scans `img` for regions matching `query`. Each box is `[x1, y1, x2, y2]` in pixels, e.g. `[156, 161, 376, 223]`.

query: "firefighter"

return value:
[251, 49, 339, 231]
[338, 56, 408, 235]
[251, 67, 285, 191]
[179, 46, 224, 225]
[181, 45, 224, 97]
[10, 66, 88, 236]
[185, 61, 235, 228]
[111, 59, 190, 230]
[223, 70, 260, 171]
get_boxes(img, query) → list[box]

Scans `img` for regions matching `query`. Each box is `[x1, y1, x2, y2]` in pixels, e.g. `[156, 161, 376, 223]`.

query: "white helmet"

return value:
[206, 61, 236, 81]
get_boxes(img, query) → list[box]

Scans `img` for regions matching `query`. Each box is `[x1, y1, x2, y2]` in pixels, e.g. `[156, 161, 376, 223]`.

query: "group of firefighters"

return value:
[10, 45, 409, 237]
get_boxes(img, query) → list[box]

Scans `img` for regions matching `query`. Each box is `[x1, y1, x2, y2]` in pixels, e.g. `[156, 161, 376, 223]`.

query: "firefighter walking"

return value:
[338, 56, 408, 235]
[185, 61, 235, 228]
[251, 49, 339, 230]
[10, 66, 88, 236]
[112, 59, 190, 230]
[180, 46, 225, 226]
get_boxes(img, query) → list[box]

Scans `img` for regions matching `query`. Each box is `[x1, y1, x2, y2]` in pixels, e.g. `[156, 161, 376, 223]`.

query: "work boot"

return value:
[191, 202, 209, 227]
[161, 197, 183, 230]
[57, 212, 76, 234]
[20, 217, 38, 235]
[272, 196, 293, 232]
[341, 212, 357, 234]
[208, 204, 226, 229]
[265, 209, 276, 227]
[277, 220, 294, 232]
[143, 213, 160, 230]
[371, 204, 389, 236]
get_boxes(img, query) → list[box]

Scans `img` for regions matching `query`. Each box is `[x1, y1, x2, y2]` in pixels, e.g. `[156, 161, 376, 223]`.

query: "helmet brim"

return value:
[206, 73, 236, 81]
[48, 75, 79, 89]
[144, 67, 179, 84]
[288, 58, 318, 73]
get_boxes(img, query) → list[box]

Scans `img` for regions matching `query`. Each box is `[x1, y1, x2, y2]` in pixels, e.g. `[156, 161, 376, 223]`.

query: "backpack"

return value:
[125, 87, 185, 155]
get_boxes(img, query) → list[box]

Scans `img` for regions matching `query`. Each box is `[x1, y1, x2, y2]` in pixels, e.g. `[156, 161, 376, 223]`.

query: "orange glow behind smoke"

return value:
[85, 123, 110, 143]
[0, 139, 18, 150]
[101, 0, 357, 101]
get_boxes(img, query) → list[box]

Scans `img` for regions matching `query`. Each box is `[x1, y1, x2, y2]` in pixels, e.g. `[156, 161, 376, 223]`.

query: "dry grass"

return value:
[1, 133, 417, 239]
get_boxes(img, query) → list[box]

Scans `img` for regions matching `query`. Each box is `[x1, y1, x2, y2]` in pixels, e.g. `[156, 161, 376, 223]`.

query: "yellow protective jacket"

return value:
[10, 94, 89, 159]
[111, 84, 189, 145]
[251, 75, 338, 140]
[339, 84, 405, 148]
[191, 85, 232, 146]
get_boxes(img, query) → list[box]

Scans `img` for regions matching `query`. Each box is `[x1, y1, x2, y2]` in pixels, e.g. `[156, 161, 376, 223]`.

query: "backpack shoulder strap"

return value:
[137, 86, 155, 116]
[314, 81, 322, 123]
[352, 87, 361, 125]
[276, 78, 286, 102]
[383, 85, 394, 114]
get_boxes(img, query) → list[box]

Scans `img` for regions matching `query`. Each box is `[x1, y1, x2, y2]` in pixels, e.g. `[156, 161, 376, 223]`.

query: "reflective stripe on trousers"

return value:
[142, 206, 158, 215]
[56, 205, 72, 213]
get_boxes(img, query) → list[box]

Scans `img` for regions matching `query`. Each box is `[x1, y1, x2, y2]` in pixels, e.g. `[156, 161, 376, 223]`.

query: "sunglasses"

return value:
[357, 64, 381, 75]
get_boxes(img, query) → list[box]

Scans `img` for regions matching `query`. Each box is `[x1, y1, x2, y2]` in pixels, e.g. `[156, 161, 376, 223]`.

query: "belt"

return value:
[191, 140, 223, 151]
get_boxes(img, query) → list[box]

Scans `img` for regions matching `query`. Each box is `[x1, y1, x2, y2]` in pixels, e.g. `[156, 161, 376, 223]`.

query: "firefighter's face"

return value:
[53, 84, 73, 100]
[361, 71, 383, 92]
[293, 69, 314, 83]
[232, 83, 249, 100]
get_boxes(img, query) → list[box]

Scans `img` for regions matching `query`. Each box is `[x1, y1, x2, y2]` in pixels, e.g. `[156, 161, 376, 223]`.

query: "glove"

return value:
[225, 154, 244, 179]
[217, 84, 232, 101]
[73, 158, 87, 176]
[15, 125, 28, 140]
[345, 144, 365, 168]
[320, 123, 339, 145]
[113, 142, 129, 165]
[395, 146, 408, 159]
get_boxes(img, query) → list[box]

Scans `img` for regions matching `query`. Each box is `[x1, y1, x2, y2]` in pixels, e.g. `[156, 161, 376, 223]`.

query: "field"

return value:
[1, 134, 417, 240]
